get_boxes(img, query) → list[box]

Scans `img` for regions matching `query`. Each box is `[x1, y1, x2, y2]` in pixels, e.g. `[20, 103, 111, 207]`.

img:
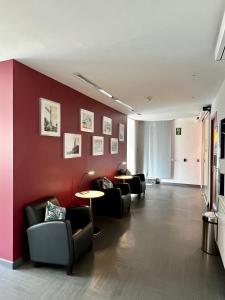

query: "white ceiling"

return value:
[0, 0, 225, 120]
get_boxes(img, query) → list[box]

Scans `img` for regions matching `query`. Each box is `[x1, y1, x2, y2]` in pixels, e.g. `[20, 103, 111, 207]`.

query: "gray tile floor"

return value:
[1, 185, 225, 299]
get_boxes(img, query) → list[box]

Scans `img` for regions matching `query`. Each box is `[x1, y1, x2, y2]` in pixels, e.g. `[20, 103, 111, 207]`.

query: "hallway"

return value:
[1, 185, 225, 299]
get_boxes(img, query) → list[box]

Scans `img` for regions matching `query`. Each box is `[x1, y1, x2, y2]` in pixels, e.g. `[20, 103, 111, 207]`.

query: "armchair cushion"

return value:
[45, 201, 66, 222]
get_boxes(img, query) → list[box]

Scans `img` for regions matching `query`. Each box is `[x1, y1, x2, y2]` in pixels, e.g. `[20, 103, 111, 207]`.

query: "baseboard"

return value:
[0, 257, 23, 269]
[160, 182, 201, 188]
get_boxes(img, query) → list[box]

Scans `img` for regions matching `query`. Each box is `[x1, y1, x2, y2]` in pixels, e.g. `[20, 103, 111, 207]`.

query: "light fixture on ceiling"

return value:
[74, 73, 112, 98]
[74, 73, 141, 115]
[146, 96, 152, 102]
[73, 73, 98, 89]
[98, 89, 113, 98]
[192, 73, 199, 78]
[115, 99, 134, 110]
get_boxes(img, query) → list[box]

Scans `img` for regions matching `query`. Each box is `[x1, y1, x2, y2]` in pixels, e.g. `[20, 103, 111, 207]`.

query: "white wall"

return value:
[162, 118, 201, 185]
[127, 118, 136, 174]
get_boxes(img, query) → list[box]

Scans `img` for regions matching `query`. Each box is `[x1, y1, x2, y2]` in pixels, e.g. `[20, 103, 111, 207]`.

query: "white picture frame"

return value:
[40, 98, 61, 137]
[80, 109, 94, 132]
[119, 123, 125, 142]
[64, 133, 82, 159]
[111, 138, 118, 154]
[92, 136, 104, 156]
[102, 116, 112, 135]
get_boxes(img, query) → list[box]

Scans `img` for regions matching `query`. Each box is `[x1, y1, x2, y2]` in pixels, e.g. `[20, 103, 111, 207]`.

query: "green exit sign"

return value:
[176, 128, 182, 135]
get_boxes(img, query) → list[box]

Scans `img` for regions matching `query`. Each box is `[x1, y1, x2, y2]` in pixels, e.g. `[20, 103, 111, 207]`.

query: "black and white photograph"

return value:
[103, 116, 112, 135]
[80, 109, 94, 132]
[119, 123, 125, 141]
[110, 138, 118, 154]
[64, 133, 81, 158]
[40, 98, 61, 137]
[92, 136, 104, 156]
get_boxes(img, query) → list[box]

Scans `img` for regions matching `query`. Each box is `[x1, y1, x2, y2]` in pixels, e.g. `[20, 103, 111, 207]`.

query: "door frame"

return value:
[210, 113, 217, 210]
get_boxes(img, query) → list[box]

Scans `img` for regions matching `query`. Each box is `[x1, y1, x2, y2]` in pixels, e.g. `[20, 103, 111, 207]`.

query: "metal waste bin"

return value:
[202, 212, 218, 255]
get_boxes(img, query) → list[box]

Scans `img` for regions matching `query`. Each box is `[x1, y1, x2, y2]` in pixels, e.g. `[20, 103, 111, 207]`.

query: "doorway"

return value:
[210, 114, 218, 210]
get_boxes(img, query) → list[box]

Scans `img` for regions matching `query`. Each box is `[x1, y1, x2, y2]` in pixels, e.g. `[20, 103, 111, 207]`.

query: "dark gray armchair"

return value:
[92, 177, 131, 218]
[118, 169, 146, 197]
[25, 196, 93, 275]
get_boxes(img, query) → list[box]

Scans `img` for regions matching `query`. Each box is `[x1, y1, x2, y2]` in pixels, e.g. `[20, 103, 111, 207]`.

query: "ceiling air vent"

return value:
[215, 12, 225, 61]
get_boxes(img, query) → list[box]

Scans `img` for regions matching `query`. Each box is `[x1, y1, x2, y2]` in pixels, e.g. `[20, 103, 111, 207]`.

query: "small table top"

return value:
[75, 190, 104, 199]
[114, 175, 133, 180]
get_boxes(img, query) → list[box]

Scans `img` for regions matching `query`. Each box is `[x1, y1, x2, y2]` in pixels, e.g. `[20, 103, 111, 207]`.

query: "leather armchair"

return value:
[25, 196, 93, 275]
[118, 169, 146, 197]
[92, 178, 131, 218]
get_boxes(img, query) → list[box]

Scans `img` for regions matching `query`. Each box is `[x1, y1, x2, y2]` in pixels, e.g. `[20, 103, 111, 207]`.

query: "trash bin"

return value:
[202, 212, 218, 255]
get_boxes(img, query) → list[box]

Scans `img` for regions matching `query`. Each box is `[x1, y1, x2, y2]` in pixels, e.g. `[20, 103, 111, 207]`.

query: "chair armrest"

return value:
[134, 173, 145, 182]
[27, 220, 73, 265]
[114, 183, 131, 195]
[66, 206, 93, 228]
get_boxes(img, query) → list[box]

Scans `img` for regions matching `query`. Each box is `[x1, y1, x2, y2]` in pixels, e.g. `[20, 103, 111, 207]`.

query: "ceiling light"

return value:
[192, 73, 199, 78]
[115, 99, 134, 110]
[74, 73, 113, 98]
[73, 73, 99, 88]
[146, 96, 152, 102]
[98, 89, 113, 98]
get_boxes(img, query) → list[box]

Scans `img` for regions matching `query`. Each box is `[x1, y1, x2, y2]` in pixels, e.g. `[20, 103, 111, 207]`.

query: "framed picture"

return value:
[111, 138, 118, 154]
[80, 109, 94, 132]
[40, 98, 61, 137]
[102, 116, 112, 135]
[119, 123, 125, 141]
[92, 136, 104, 156]
[64, 133, 81, 159]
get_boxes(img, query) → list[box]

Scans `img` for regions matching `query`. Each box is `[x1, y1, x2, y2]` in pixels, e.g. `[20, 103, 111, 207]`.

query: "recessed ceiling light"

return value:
[115, 99, 134, 110]
[192, 73, 199, 78]
[74, 73, 112, 98]
[73, 73, 99, 88]
[98, 89, 113, 98]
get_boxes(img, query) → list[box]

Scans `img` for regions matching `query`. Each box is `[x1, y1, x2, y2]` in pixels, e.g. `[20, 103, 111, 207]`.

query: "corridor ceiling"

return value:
[0, 0, 225, 120]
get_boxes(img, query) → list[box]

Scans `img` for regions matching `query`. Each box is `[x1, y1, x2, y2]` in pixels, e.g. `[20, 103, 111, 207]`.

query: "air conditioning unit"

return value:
[215, 12, 225, 61]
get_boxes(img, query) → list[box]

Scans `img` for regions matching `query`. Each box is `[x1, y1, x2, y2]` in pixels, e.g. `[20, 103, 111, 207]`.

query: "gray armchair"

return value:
[25, 196, 93, 275]
[92, 178, 131, 218]
[118, 169, 146, 197]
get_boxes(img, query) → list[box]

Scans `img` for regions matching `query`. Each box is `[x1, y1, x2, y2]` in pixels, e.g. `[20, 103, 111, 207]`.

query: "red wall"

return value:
[12, 60, 127, 260]
[0, 60, 14, 261]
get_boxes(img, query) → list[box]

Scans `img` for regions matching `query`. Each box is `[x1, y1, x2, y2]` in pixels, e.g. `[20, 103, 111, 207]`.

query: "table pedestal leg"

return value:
[90, 198, 100, 236]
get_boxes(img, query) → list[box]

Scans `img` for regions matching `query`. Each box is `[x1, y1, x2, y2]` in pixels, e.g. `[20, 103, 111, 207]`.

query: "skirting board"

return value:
[160, 182, 201, 188]
[0, 257, 23, 269]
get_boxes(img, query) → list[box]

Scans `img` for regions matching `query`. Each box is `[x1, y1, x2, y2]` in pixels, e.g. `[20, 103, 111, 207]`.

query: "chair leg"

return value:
[66, 264, 73, 276]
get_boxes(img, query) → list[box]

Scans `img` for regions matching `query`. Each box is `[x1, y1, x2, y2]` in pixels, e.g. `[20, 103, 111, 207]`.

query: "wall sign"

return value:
[176, 128, 182, 135]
